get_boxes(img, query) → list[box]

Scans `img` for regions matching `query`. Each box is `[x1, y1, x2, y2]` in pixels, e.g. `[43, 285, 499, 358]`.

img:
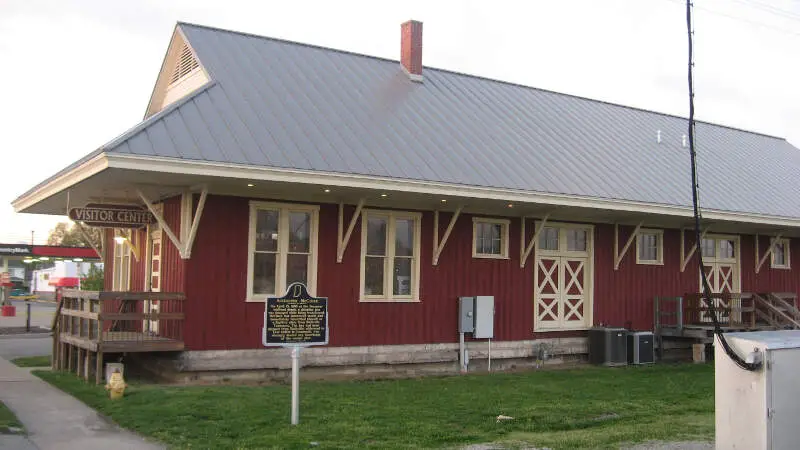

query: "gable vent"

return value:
[170, 43, 199, 84]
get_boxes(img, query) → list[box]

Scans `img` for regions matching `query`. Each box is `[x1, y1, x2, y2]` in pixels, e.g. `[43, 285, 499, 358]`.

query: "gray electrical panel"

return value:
[459, 296, 495, 338]
[474, 296, 495, 339]
[458, 297, 475, 333]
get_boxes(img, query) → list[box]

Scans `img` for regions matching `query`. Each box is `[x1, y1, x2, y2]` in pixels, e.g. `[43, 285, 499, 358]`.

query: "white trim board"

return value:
[14, 152, 800, 230]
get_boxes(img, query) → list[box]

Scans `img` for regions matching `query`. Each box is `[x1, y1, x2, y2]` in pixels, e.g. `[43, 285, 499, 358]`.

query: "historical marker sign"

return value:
[263, 283, 328, 347]
[69, 205, 155, 229]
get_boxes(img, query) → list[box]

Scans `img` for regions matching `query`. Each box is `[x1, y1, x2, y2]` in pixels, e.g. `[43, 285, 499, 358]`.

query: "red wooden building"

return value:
[13, 22, 800, 380]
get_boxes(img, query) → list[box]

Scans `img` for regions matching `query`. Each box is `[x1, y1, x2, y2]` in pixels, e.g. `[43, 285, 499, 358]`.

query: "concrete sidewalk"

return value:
[0, 358, 164, 450]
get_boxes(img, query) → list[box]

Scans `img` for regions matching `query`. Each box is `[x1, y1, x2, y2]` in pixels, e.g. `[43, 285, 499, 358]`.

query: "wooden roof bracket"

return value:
[680, 226, 710, 272]
[337, 199, 365, 263]
[520, 213, 550, 268]
[120, 229, 140, 261]
[181, 186, 208, 259]
[755, 231, 785, 273]
[74, 221, 104, 261]
[613, 221, 644, 270]
[137, 185, 208, 259]
[137, 188, 183, 259]
[433, 205, 463, 266]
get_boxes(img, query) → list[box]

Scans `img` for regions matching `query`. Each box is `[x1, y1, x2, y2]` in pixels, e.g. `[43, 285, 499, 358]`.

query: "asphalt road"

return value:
[0, 300, 54, 359]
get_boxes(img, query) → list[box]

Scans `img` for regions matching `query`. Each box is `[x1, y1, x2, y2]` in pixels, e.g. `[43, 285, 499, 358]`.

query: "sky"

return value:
[1, 0, 798, 244]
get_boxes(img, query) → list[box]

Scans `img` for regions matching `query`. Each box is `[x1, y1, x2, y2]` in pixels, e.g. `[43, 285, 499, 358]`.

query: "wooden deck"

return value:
[654, 292, 800, 349]
[52, 290, 185, 383]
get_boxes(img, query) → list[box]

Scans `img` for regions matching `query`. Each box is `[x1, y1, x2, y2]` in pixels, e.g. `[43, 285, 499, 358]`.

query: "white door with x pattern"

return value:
[699, 235, 740, 323]
[534, 223, 593, 331]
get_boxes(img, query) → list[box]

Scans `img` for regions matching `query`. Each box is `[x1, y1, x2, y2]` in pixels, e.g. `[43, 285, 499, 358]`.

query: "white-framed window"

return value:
[636, 229, 664, 265]
[112, 237, 131, 291]
[246, 201, 319, 302]
[538, 226, 559, 251]
[771, 238, 791, 269]
[360, 210, 421, 302]
[472, 218, 510, 259]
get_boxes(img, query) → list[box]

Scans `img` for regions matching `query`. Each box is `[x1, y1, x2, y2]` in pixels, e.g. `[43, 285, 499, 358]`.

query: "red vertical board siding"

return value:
[128, 228, 148, 291]
[181, 196, 800, 351]
[593, 225, 701, 331]
[103, 229, 115, 291]
[743, 235, 800, 294]
[160, 197, 186, 293]
[183, 198, 538, 350]
[159, 197, 186, 341]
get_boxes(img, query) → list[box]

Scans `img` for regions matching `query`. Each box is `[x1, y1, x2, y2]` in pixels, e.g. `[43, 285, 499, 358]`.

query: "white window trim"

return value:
[536, 222, 592, 257]
[771, 238, 791, 270]
[246, 201, 319, 302]
[360, 209, 422, 303]
[471, 217, 510, 259]
[112, 237, 131, 291]
[635, 229, 664, 266]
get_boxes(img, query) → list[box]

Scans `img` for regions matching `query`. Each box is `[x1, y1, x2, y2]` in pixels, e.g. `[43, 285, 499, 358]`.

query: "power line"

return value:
[733, 0, 800, 21]
[664, 0, 800, 38]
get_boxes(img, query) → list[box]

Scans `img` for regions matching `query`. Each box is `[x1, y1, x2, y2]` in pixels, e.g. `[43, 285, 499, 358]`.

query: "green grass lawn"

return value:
[11, 355, 50, 367]
[0, 401, 23, 434]
[34, 363, 713, 449]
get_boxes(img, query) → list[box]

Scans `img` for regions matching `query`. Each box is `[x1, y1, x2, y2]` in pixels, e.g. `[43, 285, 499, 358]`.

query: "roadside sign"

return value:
[0, 272, 10, 284]
[262, 282, 328, 426]
[0, 244, 33, 257]
[263, 283, 328, 347]
[68, 205, 155, 229]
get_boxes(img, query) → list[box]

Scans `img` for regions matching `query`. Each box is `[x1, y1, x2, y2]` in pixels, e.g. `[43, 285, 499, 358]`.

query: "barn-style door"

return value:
[699, 235, 741, 323]
[534, 223, 593, 331]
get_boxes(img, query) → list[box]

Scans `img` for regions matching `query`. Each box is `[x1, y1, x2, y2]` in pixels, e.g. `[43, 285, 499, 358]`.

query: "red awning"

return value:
[33, 246, 100, 259]
[48, 277, 81, 287]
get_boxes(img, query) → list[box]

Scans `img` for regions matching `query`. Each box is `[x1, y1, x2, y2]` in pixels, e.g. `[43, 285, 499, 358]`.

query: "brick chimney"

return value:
[400, 20, 423, 81]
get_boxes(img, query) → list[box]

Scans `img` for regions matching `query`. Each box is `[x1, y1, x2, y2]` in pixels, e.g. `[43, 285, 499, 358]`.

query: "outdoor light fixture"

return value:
[441, 199, 447, 203]
[114, 236, 127, 244]
[507, 203, 514, 208]
[381, 193, 388, 197]
[23, 259, 33, 264]
[39, 257, 50, 261]
[324, 188, 331, 193]
[73, 258, 84, 262]
[247, 183, 255, 187]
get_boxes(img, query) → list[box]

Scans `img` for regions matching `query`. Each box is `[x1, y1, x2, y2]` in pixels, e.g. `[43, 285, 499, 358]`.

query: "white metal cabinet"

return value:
[715, 331, 800, 450]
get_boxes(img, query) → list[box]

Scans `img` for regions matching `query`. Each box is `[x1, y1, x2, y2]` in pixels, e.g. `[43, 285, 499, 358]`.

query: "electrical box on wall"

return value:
[458, 297, 475, 333]
[474, 296, 494, 339]
[458, 296, 494, 338]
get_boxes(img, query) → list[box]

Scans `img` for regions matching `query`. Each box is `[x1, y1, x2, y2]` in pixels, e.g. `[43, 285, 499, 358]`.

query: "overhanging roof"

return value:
[13, 22, 800, 227]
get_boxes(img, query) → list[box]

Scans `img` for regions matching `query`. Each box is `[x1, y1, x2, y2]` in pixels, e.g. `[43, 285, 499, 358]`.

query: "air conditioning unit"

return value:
[588, 327, 627, 366]
[716, 331, 800, 450]
[627, 331, 654, 365]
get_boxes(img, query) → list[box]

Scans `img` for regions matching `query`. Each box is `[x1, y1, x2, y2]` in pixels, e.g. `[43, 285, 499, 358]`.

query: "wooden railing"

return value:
[655, 292, 800, 332]
[682, 292, 753, 328]
[55, 290, 186, 353]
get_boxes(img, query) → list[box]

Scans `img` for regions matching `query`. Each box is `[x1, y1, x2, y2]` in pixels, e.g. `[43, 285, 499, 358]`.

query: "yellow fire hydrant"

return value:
[105, 369, 127, 400]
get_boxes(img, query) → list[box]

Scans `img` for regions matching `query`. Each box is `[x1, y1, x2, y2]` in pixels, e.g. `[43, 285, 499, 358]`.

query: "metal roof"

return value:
[39, 23, 800, 218]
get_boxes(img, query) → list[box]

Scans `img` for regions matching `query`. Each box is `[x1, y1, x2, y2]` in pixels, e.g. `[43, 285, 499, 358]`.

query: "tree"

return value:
[47, 222, 102, 248]
[80, 264, 105, 291]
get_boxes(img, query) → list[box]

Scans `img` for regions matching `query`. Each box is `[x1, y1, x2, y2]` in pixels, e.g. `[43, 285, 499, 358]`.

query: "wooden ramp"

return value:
[51, 290, 185, 384]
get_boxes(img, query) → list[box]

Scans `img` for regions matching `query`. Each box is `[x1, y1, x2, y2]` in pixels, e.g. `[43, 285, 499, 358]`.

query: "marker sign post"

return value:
[263, 282, 328, 425]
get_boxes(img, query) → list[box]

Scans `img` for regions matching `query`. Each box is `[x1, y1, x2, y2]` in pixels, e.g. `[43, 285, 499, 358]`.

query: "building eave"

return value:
[105, 153, 800, 229]
[12, 153, 109, 213]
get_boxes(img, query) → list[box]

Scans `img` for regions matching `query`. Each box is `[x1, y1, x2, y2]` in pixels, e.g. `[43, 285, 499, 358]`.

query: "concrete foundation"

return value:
[131, 338, 589, 384]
